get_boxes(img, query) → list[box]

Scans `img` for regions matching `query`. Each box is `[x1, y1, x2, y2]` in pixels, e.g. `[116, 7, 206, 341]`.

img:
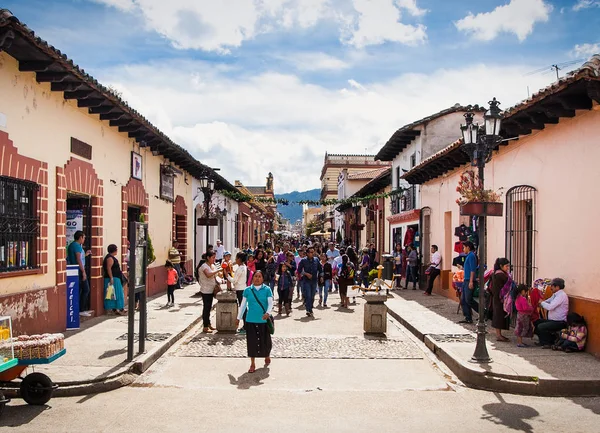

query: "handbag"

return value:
[105, 283, 115, 301]
[250, 288, 275, 335]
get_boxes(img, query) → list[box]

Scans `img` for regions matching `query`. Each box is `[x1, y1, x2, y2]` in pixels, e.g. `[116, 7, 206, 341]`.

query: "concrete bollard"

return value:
[216, 291, 238, 333]
[364, 293, 387, 335]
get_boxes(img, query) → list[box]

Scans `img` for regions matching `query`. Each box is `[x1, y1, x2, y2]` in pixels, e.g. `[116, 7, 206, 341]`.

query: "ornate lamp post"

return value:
[199, 175, 215, 251]
[460, 98, 503, 364]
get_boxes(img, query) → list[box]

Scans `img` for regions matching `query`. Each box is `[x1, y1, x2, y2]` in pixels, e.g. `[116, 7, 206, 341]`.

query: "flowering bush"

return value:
[456, 170, 503, 205]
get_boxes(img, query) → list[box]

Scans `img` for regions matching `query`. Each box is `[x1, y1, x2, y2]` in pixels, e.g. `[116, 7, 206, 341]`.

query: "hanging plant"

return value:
[139, 214, 156, 264]
[456, 170, 503, 206]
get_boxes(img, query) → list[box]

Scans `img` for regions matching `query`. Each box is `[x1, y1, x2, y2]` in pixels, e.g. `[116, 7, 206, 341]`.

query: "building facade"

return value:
[403, 56, 600, 356]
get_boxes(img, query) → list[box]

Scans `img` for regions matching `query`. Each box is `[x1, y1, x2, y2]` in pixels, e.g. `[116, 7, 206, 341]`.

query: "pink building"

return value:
[402, 55, 600, 357]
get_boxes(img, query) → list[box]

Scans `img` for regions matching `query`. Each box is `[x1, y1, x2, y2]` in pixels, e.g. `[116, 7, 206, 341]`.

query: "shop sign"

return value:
[66, 209, 83, 248]
[66, 265, 80, 329]
[160, 171, 174, 202]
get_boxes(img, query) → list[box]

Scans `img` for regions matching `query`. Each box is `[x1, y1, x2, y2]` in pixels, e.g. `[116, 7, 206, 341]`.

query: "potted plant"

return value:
[456, 171, 503, 217]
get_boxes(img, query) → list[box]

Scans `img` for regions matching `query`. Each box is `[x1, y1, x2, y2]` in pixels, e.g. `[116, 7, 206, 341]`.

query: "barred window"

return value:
[0, 176, 40, 273]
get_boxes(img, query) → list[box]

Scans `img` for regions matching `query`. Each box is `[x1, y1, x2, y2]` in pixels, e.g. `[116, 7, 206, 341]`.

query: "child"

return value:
[319, 253, 332, 308]
[165, 260, 178, 308]
[221, 251, 233, 290]
[246, 254, 256, 286]
[452, 264, 465, 299]
[276, 262, 293, 316]
[552, 313, 588, 353]
[514, 284, 534, 347]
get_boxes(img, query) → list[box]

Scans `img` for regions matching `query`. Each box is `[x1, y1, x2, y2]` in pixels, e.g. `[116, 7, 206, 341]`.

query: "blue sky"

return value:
[3, 0, 599, 192]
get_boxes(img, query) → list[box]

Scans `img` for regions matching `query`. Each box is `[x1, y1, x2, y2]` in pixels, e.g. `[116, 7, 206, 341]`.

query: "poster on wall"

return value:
[131, 151, 143, 180]
[66, 210, 83, 248]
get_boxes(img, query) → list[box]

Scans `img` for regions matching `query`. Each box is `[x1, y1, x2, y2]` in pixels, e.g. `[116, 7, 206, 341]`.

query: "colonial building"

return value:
[234, 174, 277, 248]
[320, 153, 389, 242]
[402, 56, 600, 356]
[0, 10, 234, 334]
[375, 105, 484, 278]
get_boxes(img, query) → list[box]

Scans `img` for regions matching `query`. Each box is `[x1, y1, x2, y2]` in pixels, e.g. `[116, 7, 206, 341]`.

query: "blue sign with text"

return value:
[66, 264, 80, 329]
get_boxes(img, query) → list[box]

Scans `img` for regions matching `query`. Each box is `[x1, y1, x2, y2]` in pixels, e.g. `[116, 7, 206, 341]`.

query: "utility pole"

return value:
[551, 64, 560, 80]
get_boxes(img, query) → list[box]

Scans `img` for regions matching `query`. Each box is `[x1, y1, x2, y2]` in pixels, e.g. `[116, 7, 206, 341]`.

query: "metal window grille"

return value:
[400, 186, 416, 212]
[505, 185, 537, 287]
[0, 176, 40, 273]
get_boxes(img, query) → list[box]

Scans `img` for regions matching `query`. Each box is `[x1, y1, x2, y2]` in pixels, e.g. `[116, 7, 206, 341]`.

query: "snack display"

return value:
[11, 333, 65, 361]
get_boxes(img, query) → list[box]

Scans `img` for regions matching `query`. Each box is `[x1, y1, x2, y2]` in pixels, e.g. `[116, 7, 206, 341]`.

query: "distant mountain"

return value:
[275, 188, 321, 223]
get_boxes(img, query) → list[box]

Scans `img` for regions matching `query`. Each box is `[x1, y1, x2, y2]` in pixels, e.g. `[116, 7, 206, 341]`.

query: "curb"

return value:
[387, 305, 600, 397]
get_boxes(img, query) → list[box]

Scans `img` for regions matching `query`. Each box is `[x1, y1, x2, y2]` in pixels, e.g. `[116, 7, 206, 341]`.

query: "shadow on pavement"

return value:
[481, 393, 539, 433]
[98, 347, 128, 359]
[0, 403, 49, 427]
[569, 397, 600, 415]
[228, 367, 270, 390]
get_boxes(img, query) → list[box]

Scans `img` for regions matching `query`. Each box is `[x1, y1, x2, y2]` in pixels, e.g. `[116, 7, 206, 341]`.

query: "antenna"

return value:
[551, 64, 560, 81]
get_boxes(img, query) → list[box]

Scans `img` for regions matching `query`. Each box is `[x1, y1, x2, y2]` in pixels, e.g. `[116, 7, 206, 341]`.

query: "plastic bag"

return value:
[105, 283, 115, 301]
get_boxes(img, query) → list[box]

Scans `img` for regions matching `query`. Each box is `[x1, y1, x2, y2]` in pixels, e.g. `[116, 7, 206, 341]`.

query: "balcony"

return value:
[391, 186, 416, 214]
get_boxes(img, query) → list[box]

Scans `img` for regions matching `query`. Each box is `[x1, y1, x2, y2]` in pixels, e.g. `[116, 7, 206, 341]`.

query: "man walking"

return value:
[424, 245, 442, 296]
[326, 242, 340, 292]
[215, 239, 225, 264]
[459, 241, 478, 324]
[298, 247, 322, 318]
[67, 230, 92, 316]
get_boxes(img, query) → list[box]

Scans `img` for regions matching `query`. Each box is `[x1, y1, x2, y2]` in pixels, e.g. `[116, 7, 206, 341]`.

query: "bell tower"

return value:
[266, 172, 273, 193]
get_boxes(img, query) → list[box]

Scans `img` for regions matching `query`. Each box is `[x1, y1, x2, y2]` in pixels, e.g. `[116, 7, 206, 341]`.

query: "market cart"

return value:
[0, 316, 65, 416]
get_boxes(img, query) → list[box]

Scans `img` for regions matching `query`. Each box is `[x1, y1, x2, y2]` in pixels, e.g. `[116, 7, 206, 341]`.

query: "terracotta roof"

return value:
[402, 55, 600, 185]
[0, 9, 237, 193]
[245, 186, 267, 195]
[375, 104, 486, 161]
[347, 166, 391, 180]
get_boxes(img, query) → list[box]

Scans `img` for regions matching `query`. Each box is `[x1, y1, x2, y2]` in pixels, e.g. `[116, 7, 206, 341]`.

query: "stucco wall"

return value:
[0, 52, 193, 297]
[420, 106, 600, 300]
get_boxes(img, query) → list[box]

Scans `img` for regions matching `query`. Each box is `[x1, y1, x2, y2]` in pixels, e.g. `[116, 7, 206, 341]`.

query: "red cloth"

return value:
[529, 288, 543, 322]
[454, 241, 463, 253]
[167, 268, 178, 286]
[404, 228, 415, 247]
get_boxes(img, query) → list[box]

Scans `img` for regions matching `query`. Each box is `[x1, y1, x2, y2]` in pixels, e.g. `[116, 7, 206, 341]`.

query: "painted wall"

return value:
[0, 52, 193, 306]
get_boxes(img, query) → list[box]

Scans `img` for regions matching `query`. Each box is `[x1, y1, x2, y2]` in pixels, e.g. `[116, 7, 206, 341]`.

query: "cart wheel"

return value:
[20, 373, 54, 405]
[0, 392, 7, 417]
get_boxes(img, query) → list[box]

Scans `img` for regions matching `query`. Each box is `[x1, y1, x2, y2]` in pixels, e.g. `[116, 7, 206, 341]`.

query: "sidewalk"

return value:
[2, 283, 205, 397]
[385, 287, 600, 397]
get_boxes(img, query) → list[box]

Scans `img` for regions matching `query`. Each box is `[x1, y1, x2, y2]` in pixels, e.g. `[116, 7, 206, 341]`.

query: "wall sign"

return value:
[131, 151, 143, 180]
[71, 137, 92, 160]
[160, 171, 174, 202]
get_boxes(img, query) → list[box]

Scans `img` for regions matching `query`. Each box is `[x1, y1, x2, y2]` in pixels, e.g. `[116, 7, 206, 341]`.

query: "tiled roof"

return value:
[402, 55, 600, 185]
[337, 168, 392, 212]
[375, 104, 486, 161]
[245, 186, 267, 195]
[0, 9, 237, 193]
[348, 166, 391, 180]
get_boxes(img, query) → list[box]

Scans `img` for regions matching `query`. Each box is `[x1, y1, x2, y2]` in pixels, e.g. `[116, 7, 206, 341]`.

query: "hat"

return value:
[223, 251, 231, 257]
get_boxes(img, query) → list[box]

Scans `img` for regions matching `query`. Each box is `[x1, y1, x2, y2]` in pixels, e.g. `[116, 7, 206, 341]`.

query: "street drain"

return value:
[117, 332, 172, 342]
[428, 334, 476, 343]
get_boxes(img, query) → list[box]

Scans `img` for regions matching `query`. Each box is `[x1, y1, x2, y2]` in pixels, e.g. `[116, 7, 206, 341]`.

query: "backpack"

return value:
[340, 263, 354, 280]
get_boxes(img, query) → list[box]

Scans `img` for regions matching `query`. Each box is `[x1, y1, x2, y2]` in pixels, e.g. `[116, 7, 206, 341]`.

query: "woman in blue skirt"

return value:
[103, 244, 126, 315]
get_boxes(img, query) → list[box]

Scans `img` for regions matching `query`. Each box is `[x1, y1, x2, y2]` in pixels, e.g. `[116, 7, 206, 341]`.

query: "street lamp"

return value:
[460, 98, 503, 364]
[199, 174, 215, 251]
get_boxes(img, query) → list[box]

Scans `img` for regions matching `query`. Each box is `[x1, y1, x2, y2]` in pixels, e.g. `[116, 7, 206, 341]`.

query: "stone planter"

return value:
[460, 201, 503, 217]
[215, 291, 238, 333]
[364, 293, 387, 335]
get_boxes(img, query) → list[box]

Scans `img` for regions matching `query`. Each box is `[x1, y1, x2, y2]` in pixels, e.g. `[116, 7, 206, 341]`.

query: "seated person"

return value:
[534, 278, 568, 348]
[452, 264, 464, 296]
[552, 313, 588, 353]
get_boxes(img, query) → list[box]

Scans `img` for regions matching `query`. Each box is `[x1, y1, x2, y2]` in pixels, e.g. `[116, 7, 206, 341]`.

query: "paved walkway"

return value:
[385, 287, 600, 396]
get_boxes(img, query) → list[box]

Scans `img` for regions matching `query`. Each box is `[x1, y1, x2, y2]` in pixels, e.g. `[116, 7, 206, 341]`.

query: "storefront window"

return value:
[0, 176, 39, 273]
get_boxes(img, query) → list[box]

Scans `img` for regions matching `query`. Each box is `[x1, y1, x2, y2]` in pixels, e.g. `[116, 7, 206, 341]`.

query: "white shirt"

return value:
[215, 245, 225, 260]
[198, 263, 217, 294]
[227, 264, 247, 292]
[431, 251, 442, 269]
[541, 289, 569, 322]
[333, 255, 343, 274]
[326, 248, 340, 265]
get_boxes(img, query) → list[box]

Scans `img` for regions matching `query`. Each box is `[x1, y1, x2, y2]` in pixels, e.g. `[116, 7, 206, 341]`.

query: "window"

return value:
[410, 153, 416, 168]
[0, 176, 40, 273]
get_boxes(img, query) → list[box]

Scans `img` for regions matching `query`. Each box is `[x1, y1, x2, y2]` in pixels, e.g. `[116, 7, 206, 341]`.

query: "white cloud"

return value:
[93, 0, 427, 52]
[343, 0, 427, 48]
[573, 1, 600, 11]
[455, 0, 552, 42]
[277, 52, 350, 71]
[572, 43, 600, 58]
[101, 60, 556, 193]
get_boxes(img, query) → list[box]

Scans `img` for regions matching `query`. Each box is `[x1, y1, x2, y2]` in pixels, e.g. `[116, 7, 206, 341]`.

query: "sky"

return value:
[3, 0, 599, 193]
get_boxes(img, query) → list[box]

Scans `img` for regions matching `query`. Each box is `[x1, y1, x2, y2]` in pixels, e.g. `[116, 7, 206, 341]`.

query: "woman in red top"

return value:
[165, 260, 178, 308]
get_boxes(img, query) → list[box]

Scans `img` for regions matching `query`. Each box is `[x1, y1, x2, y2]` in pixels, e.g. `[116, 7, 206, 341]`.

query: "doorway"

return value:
[127, 206, 141, 241]
[66, 194, 92, 279]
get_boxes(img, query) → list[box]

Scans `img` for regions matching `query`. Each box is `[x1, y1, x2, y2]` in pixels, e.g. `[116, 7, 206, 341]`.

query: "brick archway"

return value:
[0, 131, 49, 278]
[173, 195, 187, 263]
[56, 157, 104, 315]
[121, 178, 149, 272]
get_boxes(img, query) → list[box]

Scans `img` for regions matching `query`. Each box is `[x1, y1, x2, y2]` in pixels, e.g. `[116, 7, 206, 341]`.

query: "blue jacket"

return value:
[298, 257, 322, 287]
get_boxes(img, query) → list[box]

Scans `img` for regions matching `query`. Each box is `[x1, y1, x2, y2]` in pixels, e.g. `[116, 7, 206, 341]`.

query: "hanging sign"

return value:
[160, 172, 174, 202]
[66, 264, 80, 329]
[66, 210, 83, 248]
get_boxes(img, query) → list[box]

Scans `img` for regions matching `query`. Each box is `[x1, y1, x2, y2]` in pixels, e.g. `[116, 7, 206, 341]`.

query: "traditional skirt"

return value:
[246, 322, 272, 358]
[104, 277, 125, 311]
[514, 312, 534, 338]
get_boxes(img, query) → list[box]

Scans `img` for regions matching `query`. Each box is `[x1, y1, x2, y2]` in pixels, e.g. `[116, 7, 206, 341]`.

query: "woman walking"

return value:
[198, 251, 221, 333]
[337, 254, 354, 308]
[490, 257, 512, 341]
[236, 271, 273, 373]
[103, 244, 126, 315]
[392, 243, 403, 289]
